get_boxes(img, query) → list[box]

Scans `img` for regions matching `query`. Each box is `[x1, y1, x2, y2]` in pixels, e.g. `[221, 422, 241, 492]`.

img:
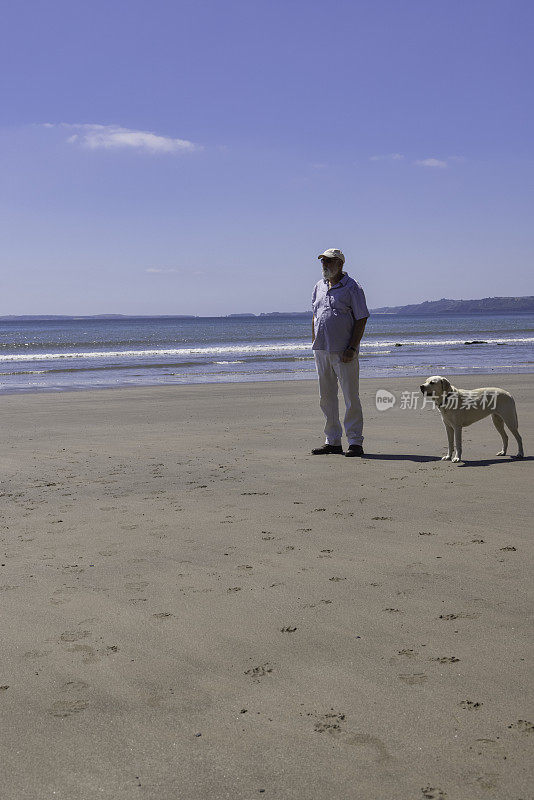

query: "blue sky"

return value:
[1, 0, 532, 315]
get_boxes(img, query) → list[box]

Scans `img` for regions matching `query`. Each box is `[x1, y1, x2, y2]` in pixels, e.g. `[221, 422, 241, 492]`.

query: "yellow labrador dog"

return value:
[420, 376, 524, 463]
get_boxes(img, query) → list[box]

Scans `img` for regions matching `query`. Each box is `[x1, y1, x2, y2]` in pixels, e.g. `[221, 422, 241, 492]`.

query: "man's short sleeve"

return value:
[349, 282, 370, 320]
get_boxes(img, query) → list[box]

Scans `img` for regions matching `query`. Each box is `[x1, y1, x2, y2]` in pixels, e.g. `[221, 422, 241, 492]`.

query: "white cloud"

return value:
[44, 123, 201, 154]
[369, 153, 465, 168]
[369, 153, 404, 161]
[146, 268, 178, 274]
[414, 158, 448, 168]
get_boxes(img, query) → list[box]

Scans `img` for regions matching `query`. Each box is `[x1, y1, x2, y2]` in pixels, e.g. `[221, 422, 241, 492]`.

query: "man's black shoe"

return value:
[311, 444, 344, 455]
[345, 444, 365, 457]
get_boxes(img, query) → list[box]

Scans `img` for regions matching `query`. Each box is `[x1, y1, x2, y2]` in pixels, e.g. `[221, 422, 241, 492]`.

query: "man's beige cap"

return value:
[317, 248, 345, 264]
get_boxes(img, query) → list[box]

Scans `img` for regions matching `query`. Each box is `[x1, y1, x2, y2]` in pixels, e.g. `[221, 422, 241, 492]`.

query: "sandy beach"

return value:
[1, 373, 532, 800]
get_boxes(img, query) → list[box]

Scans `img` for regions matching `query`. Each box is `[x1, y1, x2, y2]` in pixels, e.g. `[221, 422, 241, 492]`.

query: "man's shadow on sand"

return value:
[364, 453, 532, 467]
[364, 454, 440, 463]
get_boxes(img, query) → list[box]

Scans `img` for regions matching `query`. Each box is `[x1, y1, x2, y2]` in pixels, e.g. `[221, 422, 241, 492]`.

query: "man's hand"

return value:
[340, 348, 356, 363]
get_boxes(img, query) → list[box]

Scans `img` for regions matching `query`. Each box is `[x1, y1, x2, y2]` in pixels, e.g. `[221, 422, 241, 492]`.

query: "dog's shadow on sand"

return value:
[364, 454, 532, 467]
[457, 455, 532, 468]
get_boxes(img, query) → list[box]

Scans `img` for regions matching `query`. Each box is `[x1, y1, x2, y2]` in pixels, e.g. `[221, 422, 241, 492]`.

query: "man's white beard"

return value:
[322, 266, 338, 280]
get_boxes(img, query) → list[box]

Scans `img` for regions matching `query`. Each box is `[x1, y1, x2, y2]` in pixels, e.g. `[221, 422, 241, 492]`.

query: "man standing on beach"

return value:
[311, 248, 369, 457]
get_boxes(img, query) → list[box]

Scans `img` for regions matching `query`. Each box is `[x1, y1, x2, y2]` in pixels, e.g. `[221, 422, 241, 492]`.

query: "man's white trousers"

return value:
[314, 350, 364, 446]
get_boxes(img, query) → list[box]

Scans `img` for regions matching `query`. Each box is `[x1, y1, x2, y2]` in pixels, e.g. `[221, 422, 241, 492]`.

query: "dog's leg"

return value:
[503, 402, 524, 458]
[507, 425, 524, 459]
[492, 414, 508, 456]
[452, 427, 463, 462]
[442, 424, 454, 460]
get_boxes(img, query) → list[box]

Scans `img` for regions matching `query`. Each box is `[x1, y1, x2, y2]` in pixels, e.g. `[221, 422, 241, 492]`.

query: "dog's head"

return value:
[420, 375, 453, 405]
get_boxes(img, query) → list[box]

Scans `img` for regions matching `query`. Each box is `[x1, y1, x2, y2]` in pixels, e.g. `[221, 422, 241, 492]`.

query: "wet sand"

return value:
[1, 373, 532, 799]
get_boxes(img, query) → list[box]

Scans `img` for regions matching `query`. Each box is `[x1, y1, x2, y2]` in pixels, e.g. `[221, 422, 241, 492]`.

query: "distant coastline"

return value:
[1, 295, 533, 321]
[370, 296, 534, 315]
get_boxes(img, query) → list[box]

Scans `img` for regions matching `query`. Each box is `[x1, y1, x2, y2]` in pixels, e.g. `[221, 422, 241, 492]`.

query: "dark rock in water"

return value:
[394, 343, 403, 347]
[464, 340, 487, 345]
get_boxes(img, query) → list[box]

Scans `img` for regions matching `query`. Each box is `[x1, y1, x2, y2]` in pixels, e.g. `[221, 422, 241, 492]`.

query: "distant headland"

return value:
[1, 296, 533, 320]
[370, 296, 534, 314]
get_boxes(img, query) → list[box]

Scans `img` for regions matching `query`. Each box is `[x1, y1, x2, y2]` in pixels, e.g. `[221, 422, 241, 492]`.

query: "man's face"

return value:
[321, 257, 343, 281]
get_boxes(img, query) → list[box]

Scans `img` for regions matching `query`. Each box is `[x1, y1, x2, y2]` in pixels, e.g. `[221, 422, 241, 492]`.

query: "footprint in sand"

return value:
[431, 656, 459, 664]
[49, 588, 75, 606]
[22, 649, 51, 659]
[66, 644, 98, 664]
[62, 680, 89, 691]
[153, 612, 174, 619]
[313, 712, 345, 732]
[48, 699, 89, 717]
[438, 612, 477, 620]
[478, 773, 502, 791]
[460, 700, 483, 709]
[59, 630, 91, 643]
[507, 719, 533, 733]
[244, 664, 273, 679]
[280, 626, 297, 633]
[397, 649, 418, 658]
[421, 788, 447, 799]
[398, 673, 428, 685]
[48, 677, 90, 717]
[311, 711, 390, 762]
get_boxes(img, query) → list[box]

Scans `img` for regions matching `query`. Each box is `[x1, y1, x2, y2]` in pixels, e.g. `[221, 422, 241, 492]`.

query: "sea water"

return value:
[1, 313, 532, 393]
